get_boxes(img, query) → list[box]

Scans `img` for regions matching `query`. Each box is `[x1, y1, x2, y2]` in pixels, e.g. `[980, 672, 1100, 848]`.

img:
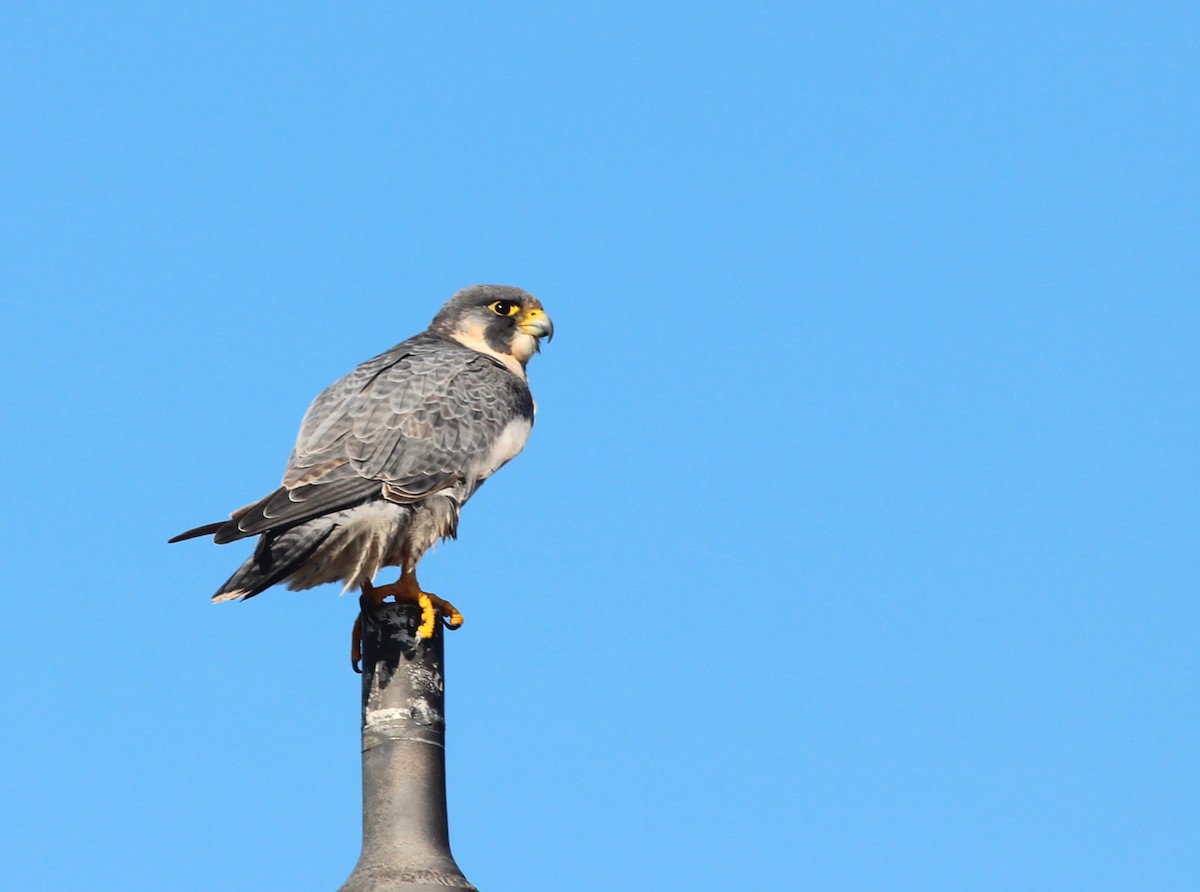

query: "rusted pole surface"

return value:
[338, 598, 476, 892]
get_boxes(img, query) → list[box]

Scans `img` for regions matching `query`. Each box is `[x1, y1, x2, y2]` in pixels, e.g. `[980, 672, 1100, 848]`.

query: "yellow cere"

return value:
[417, 593, 437, 639]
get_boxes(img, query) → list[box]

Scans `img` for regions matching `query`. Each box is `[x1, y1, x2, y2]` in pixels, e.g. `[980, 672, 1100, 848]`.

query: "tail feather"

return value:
[212, 519, 338, 602]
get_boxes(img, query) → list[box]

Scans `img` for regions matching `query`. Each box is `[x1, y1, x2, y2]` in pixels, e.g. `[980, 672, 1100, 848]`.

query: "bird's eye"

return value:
[489, 300, 520, 317]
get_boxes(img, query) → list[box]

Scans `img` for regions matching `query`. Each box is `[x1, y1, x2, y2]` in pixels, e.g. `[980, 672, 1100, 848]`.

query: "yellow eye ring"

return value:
[489, 300, 521, 317]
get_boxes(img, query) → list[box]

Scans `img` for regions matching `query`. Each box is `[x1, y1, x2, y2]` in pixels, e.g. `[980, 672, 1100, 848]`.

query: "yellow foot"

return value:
[364, 578, 464, 639]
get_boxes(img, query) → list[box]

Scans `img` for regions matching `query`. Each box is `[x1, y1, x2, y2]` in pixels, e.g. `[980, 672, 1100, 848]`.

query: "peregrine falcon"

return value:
[170, 285, 553, 660]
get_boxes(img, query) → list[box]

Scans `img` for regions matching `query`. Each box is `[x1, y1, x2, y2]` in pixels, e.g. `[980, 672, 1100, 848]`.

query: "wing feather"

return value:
[179, 334, 535, 545]
[286, 336, 533, 507]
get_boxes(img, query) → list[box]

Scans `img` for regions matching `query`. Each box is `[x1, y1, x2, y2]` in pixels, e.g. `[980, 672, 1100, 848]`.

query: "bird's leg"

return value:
[350, 580, 397, 673]
[368, 569, 465, 638]
[350, 574, 463, 670]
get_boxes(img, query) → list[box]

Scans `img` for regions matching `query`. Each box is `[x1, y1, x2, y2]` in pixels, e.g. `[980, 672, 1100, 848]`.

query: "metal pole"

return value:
[338, 598, 476, 892]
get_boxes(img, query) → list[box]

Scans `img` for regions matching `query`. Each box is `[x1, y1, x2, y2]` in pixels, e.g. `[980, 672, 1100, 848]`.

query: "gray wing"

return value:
[207, 336, 534, 544]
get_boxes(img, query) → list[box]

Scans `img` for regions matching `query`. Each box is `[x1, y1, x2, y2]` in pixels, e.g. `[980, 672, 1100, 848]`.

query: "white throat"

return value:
[448, 322, 532, 379]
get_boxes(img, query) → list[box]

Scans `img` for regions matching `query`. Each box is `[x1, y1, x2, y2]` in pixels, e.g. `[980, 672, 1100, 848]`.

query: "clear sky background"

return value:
[1, 3, 1196, 890]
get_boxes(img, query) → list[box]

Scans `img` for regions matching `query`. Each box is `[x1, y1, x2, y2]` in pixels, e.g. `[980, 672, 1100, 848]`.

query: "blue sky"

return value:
[1, 3, 1197, 889]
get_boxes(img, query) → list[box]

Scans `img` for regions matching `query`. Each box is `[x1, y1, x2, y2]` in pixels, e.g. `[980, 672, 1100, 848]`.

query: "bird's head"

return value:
[430, 284, 554, 377]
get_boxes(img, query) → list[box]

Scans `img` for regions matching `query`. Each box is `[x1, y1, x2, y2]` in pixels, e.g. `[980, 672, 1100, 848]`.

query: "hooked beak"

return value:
[517, 307, 554, 342]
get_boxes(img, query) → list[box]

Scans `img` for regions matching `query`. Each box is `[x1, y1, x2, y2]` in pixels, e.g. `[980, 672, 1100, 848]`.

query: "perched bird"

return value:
[169, 285, 553, 664]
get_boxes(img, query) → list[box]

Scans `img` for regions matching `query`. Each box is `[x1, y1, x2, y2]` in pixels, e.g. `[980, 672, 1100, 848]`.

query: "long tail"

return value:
[211, 520, 338, 602]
